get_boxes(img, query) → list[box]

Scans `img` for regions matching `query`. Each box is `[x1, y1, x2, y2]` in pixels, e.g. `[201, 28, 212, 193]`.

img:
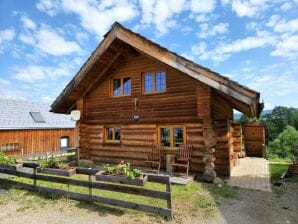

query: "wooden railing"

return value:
[0, 164, 172, 219]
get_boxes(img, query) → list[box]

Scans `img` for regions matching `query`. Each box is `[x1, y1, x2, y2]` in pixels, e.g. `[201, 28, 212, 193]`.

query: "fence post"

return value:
[88, 168, 92, 199]
[33, 166, 37, 189]
[166, 177, 173, 220]
[76, 147, 80, 166]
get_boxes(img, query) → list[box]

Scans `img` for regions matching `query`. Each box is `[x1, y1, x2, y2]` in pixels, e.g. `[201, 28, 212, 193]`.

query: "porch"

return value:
[226, 157, 271, 192]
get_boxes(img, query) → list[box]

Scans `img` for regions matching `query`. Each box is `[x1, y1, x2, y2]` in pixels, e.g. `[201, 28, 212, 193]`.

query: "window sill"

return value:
[103, 142, 121, 146]
[142, 90, 166, 95]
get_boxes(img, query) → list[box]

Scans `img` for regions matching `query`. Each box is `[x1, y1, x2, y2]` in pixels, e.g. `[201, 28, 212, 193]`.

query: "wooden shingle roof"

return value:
[51, 22, 263, 117]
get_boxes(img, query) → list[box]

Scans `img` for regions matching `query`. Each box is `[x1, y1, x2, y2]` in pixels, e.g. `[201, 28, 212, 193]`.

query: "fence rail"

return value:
[0, 164, 172, 219]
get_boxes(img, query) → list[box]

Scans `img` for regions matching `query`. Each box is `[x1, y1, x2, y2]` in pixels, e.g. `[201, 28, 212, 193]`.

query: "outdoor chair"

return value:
[145, 143, 164, 175]
[172, 144, 192, 176]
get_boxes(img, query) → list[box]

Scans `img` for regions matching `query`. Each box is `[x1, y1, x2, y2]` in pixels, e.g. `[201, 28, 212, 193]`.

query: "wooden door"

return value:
[244, 123, 265, 158]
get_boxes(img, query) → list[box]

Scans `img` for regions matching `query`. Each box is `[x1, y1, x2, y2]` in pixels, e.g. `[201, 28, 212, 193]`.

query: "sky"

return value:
[0, 0, 297, 110]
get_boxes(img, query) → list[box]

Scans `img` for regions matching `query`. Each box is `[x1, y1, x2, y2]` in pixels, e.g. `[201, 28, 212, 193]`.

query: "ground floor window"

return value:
[105, 127, 121, 143]
[60, 136, 69, 150]
[158, 126, 185, 148]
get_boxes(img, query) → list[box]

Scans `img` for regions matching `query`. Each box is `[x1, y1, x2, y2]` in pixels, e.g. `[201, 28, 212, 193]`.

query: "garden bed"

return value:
[0, 163, 23, 171]
[95, 170, 148, 186]
[37, 167, 76, 177]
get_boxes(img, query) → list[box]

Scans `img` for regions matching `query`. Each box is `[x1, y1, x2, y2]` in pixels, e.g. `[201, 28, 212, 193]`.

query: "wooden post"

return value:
[76, 147, 80, 166]
[33, 167, 37, 188]
[88, 168, 92, 198]
[166, 179, 172, 220]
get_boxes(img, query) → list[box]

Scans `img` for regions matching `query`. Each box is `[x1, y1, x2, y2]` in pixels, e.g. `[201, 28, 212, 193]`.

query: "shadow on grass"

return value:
[0, 181, 126, 217]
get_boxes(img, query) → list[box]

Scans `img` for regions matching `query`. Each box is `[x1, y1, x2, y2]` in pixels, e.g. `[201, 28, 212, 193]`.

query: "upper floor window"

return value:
[143, 71, 166, 93]
[112, 77, 131, 96]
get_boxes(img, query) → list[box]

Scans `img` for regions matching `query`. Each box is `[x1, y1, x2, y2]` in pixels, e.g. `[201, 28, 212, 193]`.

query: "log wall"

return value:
[77, 53, 234, 175]
[0, 129, 75, 155]
[211, 91, 234, 176]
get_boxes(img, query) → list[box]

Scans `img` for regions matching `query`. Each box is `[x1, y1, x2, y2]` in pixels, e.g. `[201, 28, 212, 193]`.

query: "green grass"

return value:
[269, 157, 292, 163]
[0, 173, 239, 221]
[270, 163, 288, 183]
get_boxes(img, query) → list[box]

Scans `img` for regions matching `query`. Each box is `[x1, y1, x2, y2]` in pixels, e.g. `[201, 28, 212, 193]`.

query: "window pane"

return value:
[144, 73, 154, 92]
[113, 79, 121, 96]
[160, 128, 170, 147]
[156, 72, 166, 91]
[123, 77, 131, 95]
[174, 128, 184, 147]
[114, 128, 121, 141]
[107, 128, 114, 140]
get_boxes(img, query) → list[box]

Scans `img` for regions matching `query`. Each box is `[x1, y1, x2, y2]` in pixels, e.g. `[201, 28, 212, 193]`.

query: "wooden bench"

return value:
[0, 143, 23, 156]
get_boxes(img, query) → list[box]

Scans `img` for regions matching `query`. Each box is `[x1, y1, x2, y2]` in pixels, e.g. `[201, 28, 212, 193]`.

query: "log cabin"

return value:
[51, 22, 263, 177]
[0, 98, 75, 156]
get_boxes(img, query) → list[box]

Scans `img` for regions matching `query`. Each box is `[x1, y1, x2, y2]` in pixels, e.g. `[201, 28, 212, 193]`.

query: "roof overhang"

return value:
[51, 22, 263, 118]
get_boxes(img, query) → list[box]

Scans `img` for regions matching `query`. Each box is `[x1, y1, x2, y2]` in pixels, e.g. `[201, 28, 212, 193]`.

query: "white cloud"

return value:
[0, 29, 15, 44]
[139, 0, 186, 35]
[36, 0, 60, 16]
[192, 31, 276, 62]
[248, 74, 298, 97]
[19, 25, 81, 56]
[35, 27, 81, 56]
[13, 65, 47, 83]
[19, 33, 36, 45]
[190, 0, 216, 13]
[198, 22, 229, 38]
[0, 29, 15, 53]
[20, 15, 37, 30]
[0, 78, 10, 85]
[271, 35, 298, 58]
[12, 63, 72, 83]
[231, 0, 268, 17]
[280, 1, 292, 11]
[273, 18, 298, 33]
[37, 0, 138, 36]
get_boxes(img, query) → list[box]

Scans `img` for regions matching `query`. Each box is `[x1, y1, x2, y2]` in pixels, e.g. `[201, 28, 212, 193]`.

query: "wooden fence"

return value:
[0, 164, 172, 219]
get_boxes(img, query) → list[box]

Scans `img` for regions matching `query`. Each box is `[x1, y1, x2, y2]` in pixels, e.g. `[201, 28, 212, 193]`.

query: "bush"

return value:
[267, 126, 298, 163]
[0, 152, 19, 165]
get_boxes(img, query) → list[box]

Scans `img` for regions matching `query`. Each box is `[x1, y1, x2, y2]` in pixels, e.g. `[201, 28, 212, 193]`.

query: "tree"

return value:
[267, 126, 298, 162]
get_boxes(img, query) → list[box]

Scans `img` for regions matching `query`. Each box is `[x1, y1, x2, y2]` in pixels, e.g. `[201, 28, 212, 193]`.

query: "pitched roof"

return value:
[0, 98, 75, 130]
[51, 22, 263, 117]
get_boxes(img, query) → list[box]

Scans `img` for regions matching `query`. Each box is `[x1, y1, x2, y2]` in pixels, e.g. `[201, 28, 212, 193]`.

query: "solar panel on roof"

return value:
[29, 112, 45, 123]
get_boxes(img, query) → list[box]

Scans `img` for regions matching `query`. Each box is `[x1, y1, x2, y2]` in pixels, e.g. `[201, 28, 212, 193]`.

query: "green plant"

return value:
[0, 152, 19, 165]
[38, 156, 70, 170]
[102, 161, 143, 179]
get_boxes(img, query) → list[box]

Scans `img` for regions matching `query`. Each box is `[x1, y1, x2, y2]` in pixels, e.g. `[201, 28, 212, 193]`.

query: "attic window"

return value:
[29, 112, 45, 123]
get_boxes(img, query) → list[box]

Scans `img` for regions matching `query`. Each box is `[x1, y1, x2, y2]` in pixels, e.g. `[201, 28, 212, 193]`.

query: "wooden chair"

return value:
[145, 143, 164, 175]
[172, 144, 192, 176]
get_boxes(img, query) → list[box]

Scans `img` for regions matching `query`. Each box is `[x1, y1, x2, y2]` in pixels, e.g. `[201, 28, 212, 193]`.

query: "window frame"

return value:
[111, 77, 131, 97]
[104, 126, 121, 143]
[142, 71, 166, 94]
[157, 125, 186, 149]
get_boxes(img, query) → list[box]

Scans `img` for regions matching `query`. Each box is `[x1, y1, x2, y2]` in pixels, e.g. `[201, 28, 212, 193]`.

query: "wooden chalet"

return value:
[0, 99, 75, 156]
[51, 22, 263, 176]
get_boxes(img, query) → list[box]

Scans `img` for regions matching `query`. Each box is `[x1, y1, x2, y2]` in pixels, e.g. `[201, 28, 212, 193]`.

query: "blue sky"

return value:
[0, 0, 297, 110]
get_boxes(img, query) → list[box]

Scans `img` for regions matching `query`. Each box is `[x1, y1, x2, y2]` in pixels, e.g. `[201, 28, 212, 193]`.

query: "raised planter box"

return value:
[0, 163, 23, 171]
[37, 167, 76, 177]
[288, 164, 298, 174]
[95, 171, 148, 186]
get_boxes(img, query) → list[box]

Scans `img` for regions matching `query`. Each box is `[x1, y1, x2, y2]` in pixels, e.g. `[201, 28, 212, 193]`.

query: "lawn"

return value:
[269, 163, 288, 183]
[269, 157, 292, 163]
[0, 173, 238, 222]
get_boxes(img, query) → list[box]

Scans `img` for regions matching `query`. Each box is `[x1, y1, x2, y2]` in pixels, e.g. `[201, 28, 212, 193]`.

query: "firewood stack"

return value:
[203, 126, 217, 182]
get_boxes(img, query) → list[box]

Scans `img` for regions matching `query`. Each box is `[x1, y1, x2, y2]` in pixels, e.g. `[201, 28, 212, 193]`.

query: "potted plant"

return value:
[37, 155, 76, 177]
[95, 161, 148, 186]
[0, 152, 22, 170]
